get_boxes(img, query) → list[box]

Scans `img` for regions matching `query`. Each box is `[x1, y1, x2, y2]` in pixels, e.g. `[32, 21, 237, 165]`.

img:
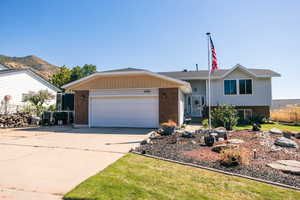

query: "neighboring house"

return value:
[0, 68, 61, 113]
[62, 64, 280, 128]
[0, 64, 9, 70]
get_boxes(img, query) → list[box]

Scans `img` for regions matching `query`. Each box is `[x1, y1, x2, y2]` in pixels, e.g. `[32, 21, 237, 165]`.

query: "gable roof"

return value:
[62, 69, 192, 93]
[159, 64, 281, 80]
[0, 68, 61, 92]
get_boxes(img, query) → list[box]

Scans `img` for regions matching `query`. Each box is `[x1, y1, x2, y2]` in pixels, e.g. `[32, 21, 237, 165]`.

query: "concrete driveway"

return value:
[0, 126, 151, 200]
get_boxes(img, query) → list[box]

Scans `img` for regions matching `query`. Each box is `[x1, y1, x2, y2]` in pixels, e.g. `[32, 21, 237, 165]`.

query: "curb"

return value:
[131, 151, 300, 191]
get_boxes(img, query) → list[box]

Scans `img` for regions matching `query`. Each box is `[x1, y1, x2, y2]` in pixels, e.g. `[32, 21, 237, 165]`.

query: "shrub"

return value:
[161, 120, 177, 128]
[220, 148, 249, 167]
[201, 119, 209, 128]
[211, 105, 239, 130]
[160, 120, 177, 136]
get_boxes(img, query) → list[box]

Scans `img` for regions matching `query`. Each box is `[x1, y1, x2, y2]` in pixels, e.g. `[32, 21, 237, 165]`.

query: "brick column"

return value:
[159, 88, 179, 125]
[74, 90, 89, 125]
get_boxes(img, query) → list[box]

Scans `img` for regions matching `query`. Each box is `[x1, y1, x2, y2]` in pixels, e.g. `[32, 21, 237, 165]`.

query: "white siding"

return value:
[0, 64, 8, 70]
[90, 88, 158, 97]
[186, 80, 206, 96]
[0, 72, 57, 110]
[209, 68, 272, 106]
[178, 89, 185, 125]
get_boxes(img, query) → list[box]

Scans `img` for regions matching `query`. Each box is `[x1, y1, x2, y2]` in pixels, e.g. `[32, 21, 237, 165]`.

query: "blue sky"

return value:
[1, 0, 299, 99]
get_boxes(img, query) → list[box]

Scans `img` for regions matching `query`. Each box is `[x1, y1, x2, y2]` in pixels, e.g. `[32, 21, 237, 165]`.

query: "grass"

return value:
[64, 154, 300, 200]
[234, 123, 300, 132]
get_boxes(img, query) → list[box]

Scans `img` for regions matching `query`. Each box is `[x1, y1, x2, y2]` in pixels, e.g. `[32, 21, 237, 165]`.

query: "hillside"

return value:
[0, 55, 60, 79]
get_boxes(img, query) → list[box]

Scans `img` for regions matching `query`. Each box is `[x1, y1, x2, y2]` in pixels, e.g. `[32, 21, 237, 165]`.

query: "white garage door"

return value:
[90, 97, 159, 128]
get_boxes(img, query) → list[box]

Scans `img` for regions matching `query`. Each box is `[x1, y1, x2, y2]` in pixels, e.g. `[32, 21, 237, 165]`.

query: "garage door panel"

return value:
[90, 97, 159, 128]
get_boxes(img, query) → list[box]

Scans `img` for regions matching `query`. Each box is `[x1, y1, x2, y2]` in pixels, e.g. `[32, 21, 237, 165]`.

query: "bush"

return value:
[211, 105, 239, 130]
[201, 119, 209, 128]
[161, 120, 177, 128]
[220, 148, 249, 167]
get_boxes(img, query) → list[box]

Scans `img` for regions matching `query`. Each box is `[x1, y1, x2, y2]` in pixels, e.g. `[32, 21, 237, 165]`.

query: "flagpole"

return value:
[206, 32, 211, 131]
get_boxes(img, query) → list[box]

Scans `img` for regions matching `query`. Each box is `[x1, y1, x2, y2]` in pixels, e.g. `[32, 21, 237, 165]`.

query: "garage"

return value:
[62, 68, 191, 128]
[89, 90, 159, 128]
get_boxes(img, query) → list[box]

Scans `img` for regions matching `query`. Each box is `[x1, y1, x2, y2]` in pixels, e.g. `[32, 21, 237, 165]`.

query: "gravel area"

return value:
[136, 130, 300, 188]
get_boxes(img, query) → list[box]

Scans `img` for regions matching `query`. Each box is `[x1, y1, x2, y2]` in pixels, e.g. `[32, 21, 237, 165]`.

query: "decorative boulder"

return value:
[270, 128, 283, 135]
[252, 123, 261, 131]
[275, 137, 299, 148]
[283, 131, 292, 139]
[182, 132, 195, 138]
[267, 160, 300, 175]
[228, 139, 244, 144]
[214, 127, 227, 139]
[295, 133, 300, 139]
[204, 135, 215, 146]
[189, 140, 197, 145]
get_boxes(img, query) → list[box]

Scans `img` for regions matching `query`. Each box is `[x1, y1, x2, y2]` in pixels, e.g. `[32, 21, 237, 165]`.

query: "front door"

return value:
[191, 95, 204, 117]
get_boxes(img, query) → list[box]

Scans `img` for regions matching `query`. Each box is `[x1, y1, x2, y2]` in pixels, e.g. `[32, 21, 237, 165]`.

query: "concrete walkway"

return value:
[0, 127, 151, 200]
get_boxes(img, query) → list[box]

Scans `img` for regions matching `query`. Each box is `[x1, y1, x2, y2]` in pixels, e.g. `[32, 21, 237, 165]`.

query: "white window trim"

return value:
[223, 78, 254, 96]
[238, 79, 253, 96]
[223, 79, 238, 96]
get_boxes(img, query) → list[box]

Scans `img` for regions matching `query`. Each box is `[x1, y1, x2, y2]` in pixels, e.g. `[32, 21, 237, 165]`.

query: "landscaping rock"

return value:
[204, 135, 215, 146]
[267, 160, 300, 175]
[269, 128, 283, 135]
[211, 144, 237, 153]
[182, 132, 195, 138]
[149, 131, 160, 139]
[295, 132, 300, 139]
[270, 145, 282, 152]
[141, 138, 151, 145]
[228, 139, 244, 144]
[252, 123, 261, 131]
[283, 131, 292, 139]
[275, 137, 299, 148]
[189, 140, 197, 145]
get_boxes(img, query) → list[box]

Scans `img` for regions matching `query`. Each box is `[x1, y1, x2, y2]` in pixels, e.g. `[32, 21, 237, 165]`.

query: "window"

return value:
[239, 79, 252, 95]
[193, 88, 198, 92]
[224, 80, 237, 95]
[22, 93, 30, 101]
[238, 109, 252, 121]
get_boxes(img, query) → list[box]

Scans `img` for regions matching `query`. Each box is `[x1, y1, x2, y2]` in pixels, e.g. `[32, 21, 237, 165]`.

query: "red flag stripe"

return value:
[210, 36, 219, 72]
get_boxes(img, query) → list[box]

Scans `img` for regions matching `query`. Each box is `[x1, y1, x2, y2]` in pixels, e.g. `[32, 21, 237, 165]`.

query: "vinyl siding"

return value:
[71, 74, 181, 90]
[210, 68, 272, 106]
[0, 72, 57, 108]
[185, 80, 206, 96]
[178, 89, 185, 125]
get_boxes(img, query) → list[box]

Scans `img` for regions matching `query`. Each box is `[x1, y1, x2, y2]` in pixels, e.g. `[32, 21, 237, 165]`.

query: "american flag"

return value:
[209, 36, 219, 72]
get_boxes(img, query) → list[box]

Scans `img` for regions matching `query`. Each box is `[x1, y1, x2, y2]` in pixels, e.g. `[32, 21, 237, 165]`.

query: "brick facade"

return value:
[236, 106, 270, 118]
[74, 90, 89, 125]
[204, 106, 270, 119]
[159, 88, 179, 125]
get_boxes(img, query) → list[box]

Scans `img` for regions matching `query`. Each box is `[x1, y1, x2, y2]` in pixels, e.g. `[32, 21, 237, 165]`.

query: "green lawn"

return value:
[64, 154, 300, 200]
[235, 123, 300, 132]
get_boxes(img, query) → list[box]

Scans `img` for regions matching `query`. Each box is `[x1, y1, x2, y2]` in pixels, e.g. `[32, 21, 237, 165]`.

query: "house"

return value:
[0, 68, 61, 113]
[62, 64, 280, 128]
[160, 64, 281, 121]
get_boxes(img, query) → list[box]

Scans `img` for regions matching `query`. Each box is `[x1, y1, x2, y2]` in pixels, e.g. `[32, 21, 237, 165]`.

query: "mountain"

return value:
[0, 55, 60, 79]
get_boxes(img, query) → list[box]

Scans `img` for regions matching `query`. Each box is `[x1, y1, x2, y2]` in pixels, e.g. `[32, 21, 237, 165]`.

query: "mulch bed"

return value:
[135, 130, 300, 188]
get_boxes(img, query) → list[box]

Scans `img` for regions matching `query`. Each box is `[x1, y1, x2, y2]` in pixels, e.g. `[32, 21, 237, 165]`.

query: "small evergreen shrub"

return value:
[211, 105, 239, 130]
